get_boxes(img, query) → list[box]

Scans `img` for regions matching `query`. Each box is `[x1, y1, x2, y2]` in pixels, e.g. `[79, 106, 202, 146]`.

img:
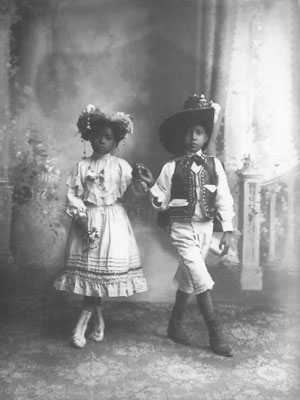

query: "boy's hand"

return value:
[132, 163, 155, 188]
[219, 231, 232, 256]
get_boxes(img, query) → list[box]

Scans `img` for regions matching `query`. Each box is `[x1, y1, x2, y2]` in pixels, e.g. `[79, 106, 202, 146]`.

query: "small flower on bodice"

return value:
[86, 167, 105, 187]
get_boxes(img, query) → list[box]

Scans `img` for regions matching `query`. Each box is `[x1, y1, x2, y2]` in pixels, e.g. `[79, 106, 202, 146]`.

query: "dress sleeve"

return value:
[149, 161, 175, 210]
[118, 159, 133, 195]
[65, 162, 87, 217]
[214, 158, 234, 231]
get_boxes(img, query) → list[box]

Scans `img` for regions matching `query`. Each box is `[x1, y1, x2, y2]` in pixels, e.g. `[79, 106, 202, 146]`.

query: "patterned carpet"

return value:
[0, 296, 299, 400]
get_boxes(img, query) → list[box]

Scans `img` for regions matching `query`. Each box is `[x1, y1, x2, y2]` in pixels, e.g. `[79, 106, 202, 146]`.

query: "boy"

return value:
[138, 94, 234, 357]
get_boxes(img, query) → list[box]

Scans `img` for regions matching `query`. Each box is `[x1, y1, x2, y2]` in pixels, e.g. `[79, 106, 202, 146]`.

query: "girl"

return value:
[54, 104, 147, 348]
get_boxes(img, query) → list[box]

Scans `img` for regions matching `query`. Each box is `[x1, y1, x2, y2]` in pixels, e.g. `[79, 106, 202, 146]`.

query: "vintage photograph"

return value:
[0, 0, 299, 399]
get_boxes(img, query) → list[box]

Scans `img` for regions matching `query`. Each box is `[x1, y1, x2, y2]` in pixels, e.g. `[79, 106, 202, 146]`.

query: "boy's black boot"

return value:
[196, 290, 233, 357]
[167, 290, 190, 346]
[207, 320, 233, 357]
[167, 309, 190, 345]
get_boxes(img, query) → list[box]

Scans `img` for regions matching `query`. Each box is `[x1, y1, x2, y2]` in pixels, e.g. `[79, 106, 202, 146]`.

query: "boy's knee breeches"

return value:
[170, 220, 214, 294]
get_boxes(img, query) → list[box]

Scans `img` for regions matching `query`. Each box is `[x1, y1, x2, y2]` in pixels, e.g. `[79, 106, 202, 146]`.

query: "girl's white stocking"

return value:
[88, 305, 105, 342]
[71, 310, 92, 348]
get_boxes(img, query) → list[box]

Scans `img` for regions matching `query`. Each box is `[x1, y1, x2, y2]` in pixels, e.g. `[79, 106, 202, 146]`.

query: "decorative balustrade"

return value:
[238, 163, 300, 290]
[260, 165, 300, 272]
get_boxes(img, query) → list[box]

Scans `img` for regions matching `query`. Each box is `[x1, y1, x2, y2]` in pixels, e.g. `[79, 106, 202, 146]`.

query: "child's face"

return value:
[182, 125, 208, 153]
[90, 127, 117, 155]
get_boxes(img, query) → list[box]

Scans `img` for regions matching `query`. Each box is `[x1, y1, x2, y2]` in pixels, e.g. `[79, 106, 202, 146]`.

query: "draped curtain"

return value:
[194, 0, 238, 156]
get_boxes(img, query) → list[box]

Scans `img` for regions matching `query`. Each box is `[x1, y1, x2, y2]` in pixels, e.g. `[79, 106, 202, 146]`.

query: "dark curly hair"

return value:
[77, 107, 133, 143]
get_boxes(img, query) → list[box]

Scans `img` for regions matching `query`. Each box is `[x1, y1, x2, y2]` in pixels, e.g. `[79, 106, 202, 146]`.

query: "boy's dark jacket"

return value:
[157, 154, 223, 232]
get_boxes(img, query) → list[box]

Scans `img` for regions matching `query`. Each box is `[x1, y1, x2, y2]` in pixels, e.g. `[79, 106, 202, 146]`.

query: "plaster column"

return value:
[238, 166, 263, 290]
[0, 2, 15, 266]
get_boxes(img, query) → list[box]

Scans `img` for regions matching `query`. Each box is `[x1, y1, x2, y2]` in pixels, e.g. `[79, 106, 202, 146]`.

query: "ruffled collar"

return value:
[90, 152, 111, 161]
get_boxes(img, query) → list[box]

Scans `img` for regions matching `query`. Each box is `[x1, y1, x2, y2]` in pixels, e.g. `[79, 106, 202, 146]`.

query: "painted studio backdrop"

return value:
[0, 0, 299, 303]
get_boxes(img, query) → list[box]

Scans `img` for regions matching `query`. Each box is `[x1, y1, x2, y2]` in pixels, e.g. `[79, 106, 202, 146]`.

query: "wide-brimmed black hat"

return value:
[159, 94, 219, 154]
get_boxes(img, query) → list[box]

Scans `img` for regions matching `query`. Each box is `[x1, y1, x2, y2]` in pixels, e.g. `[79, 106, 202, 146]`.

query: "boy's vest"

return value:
[157, 154, 222, 230]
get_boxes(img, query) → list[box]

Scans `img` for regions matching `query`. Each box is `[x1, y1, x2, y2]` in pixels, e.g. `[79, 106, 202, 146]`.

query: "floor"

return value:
[0, 293, 299, 400]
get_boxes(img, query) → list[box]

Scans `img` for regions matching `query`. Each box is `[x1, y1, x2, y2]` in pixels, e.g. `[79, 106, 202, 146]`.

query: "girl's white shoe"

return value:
[71, 333, 87, 348]
[87, 305, 105, 342]
[87, 328, 104, 342]
[70, 310, 92, 349]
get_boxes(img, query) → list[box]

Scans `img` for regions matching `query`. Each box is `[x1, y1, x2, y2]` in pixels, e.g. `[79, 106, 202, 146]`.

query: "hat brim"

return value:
[159, 108, 214, 154]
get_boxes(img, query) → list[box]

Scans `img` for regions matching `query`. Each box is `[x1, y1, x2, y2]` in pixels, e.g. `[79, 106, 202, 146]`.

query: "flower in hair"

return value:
[85, 104, 96, 113]
[83, 104, 96, 130]
[77, 105, 134, 141]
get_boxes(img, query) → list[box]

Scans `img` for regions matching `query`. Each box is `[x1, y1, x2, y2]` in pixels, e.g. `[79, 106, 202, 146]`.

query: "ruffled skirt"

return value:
[53, 203, 147, 297]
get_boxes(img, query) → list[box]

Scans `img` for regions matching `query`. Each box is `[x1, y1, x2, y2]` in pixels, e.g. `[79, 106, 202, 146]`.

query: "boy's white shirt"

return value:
[150, 150, 234, 231]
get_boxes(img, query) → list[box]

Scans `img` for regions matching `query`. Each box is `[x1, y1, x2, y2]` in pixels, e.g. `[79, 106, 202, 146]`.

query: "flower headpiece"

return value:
[77, 104, 134, 142]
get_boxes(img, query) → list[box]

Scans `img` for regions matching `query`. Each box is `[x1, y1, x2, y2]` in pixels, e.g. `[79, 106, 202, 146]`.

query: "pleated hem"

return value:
[53, 275, 148, 297]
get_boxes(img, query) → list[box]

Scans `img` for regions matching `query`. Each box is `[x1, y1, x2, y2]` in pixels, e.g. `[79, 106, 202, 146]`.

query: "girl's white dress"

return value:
[54, 154, 147, 297]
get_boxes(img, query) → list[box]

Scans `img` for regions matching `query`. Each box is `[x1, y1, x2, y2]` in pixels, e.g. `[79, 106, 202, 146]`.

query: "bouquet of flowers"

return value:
[84, 227, 100, 252]
[74, 213, 100, 252]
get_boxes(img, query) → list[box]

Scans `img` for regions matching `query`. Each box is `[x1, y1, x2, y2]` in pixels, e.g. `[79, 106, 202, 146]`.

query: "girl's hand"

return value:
[219, 231, 232, 256]
[132, 163, 155, 188]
